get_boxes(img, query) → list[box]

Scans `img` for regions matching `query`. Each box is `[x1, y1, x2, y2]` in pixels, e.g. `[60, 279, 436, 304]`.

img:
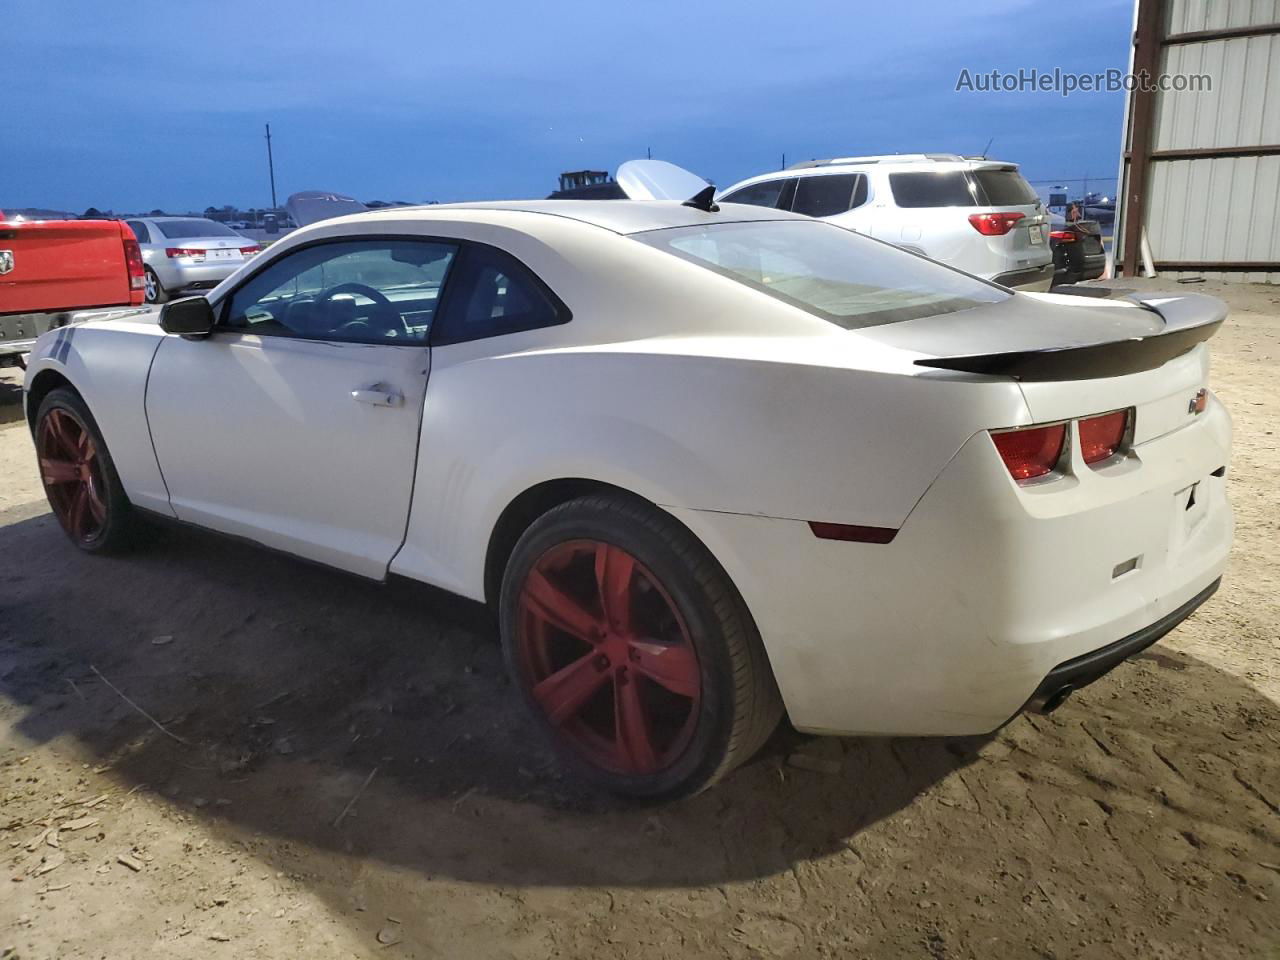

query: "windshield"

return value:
[155, 218, 239, 238]
[633, 219, 1009, 328]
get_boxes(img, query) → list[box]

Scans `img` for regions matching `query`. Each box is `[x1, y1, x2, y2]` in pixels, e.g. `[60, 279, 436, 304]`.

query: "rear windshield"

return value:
[634, 220, 1008, 329]
[971, 169, 1039, 205]
[154, 219, 239, 238]
[890, 169, 1038, 208]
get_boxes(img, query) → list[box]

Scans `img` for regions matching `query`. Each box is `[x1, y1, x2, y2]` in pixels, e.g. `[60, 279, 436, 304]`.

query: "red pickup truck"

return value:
[0, 214, 145, 367]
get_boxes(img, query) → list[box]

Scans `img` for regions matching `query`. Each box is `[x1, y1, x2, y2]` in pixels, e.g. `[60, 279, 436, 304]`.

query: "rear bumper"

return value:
[1079, 251, 1107, 281]
[1024, 577, 1218, 711]
[152, 260, 242, 293]
[1054, 250, 1107, 286]
[1, 311, 70, 357]
[991, 262, 1054, 291]
[668, 397, 1233, 737]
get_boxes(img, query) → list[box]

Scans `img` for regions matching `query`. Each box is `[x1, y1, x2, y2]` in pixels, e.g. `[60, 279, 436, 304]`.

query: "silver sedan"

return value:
[124, 217, 260, 303]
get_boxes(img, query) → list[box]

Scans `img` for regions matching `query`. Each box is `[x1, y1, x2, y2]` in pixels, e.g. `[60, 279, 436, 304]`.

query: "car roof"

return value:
[314, 199, 807, 236]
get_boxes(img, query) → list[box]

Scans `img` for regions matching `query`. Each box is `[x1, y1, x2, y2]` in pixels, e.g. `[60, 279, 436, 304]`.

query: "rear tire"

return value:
[34, 388, 136, 554]
[144, 268, 168, 304]
[499, 493, 782, 800]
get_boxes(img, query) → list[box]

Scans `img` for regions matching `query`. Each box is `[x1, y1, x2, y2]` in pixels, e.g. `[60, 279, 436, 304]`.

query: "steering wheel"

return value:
[314, 282, 406, 339]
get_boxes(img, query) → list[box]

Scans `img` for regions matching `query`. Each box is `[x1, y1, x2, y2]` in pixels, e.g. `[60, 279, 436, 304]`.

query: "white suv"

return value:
[716, 154, 1054, 290]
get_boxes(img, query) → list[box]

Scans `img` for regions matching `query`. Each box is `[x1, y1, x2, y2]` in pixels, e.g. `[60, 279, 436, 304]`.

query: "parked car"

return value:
[716, 154, 1054, 290]
[0, 211, 144, 368]
[124, 217, 260, 304]
[23, 179, 1231, 799]
[1049, 212, 1107, 286]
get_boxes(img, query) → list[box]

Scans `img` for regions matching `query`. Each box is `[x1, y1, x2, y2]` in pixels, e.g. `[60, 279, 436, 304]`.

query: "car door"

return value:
[144, 236, 458, 578]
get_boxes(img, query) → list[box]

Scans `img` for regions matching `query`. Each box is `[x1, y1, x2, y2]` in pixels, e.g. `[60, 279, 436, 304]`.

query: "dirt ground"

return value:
[1, 277, 1277, 960]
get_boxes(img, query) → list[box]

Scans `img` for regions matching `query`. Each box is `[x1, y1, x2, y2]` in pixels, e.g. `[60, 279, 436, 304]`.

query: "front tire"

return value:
[34, 388, 135, 553]
[499, 493, 782, 800]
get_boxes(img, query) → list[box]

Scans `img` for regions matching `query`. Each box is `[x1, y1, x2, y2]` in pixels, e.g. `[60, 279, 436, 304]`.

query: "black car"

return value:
[1049, 212, 1107, 286]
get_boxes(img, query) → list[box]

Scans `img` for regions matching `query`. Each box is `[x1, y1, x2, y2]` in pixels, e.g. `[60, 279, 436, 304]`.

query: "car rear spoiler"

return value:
[913, 293, 1226, 381]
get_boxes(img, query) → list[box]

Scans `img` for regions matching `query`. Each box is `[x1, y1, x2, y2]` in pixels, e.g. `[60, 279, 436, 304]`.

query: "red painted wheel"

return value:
[500, 494, 783, 799]
[37, 407, 109, 544]
[516, 539, 702, 776]
[34, 388, 134, 553]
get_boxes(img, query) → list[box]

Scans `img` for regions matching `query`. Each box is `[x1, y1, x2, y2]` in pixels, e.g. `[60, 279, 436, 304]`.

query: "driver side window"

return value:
[223, 239, 458, 344]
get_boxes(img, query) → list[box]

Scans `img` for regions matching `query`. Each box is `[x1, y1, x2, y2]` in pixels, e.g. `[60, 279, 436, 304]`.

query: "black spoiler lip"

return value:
[913, 292, 1227, 381]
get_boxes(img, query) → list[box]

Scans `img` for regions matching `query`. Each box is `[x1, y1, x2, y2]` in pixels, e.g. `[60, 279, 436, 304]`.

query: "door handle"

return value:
[351, 383, 404, 408]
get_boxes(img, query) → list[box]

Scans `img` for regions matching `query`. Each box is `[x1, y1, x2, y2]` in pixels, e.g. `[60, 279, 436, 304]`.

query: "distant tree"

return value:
[148, 208, 166, 217]
[204, 206, 218, 217]
[82, 207, 103, 218]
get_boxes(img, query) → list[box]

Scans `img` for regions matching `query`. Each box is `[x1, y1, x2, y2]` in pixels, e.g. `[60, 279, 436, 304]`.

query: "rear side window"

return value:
[791, 174, 867, 217]
[971, 169, 1039, 205]
[432, 244, 569, 345]
[889, 172, 980, 208]
[635, 220, 1007, 329]
[721, 178, 791, 209]
[126, 221, 150, 243]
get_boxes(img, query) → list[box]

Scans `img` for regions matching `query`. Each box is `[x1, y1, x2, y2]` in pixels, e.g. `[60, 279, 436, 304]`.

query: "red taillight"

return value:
[990, 424, 1066, 481]
[165, 247, 205, 260]
[968, 212, 1026, 236]
[240, 245, 261, 255]
[122, 235, 145, 290]
[1079, 409, 1132, 465]
[1048, 230, 1076, 243]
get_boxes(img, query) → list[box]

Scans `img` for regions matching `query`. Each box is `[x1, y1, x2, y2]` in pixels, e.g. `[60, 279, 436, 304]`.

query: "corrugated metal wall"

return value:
[1164, 0, 1279, 33]
[1147, 157, 1280, 281]
[1155, 35, 1280, 150]
[1118, 0, 1280, 282]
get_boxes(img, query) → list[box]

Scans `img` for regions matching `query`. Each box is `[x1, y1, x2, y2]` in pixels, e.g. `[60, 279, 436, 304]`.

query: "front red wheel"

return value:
[500, 494, 782, 799]
[34, 388, 134, 553]
[37, 407, 109, 544]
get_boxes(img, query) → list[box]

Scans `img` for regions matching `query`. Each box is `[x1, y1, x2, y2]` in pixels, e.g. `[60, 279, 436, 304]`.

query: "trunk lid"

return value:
[0, 219, 134, 315]
[859, 290, 1225, 444]
[285, 191, 368, 227]
[968, 166, 1051, 269]
[859, 291, 1225, 382]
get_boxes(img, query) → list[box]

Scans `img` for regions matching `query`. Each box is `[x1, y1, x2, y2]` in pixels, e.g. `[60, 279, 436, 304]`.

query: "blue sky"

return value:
[4, 0, 1134, 213]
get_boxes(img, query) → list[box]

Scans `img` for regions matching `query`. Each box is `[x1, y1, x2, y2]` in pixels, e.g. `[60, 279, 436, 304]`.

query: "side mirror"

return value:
[159, 296, 215, 338]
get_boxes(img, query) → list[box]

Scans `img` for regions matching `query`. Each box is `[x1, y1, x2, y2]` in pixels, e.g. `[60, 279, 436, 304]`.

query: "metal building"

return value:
[1116, 0, 1280, 282]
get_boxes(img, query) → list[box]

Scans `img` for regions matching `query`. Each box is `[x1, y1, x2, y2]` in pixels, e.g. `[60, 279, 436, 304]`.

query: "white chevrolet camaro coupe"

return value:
[23, 189, 1232, 798]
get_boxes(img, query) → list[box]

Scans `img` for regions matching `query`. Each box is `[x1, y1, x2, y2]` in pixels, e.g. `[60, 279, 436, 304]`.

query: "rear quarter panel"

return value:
[24, 312, 173, 516]
[392, 332, 1030, 600]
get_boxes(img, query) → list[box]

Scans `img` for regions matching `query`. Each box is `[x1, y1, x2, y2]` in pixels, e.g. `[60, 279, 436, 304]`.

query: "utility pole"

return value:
[265, 123, 278, 210]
